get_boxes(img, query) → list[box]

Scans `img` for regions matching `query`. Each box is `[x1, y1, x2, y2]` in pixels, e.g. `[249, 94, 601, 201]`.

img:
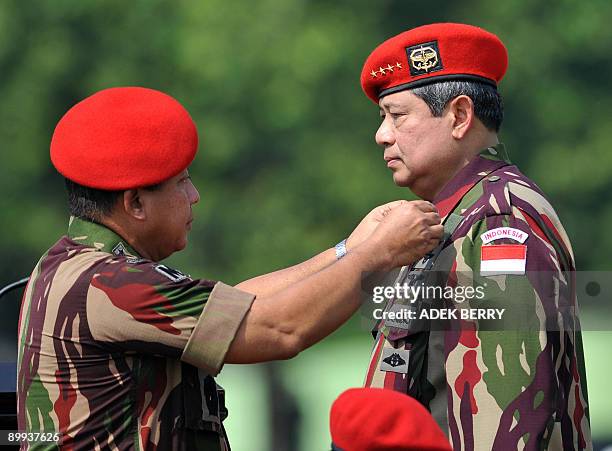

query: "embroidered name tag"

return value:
[480, 227, 528, 244]
[480, 244, 527, 276]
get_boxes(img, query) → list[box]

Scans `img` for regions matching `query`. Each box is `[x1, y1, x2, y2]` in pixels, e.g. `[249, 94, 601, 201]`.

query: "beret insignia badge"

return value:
[406, 40, 443, 76]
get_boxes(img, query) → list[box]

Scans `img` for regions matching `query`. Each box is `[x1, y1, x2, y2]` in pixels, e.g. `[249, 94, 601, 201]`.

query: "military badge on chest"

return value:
[380, 347, 410, 374]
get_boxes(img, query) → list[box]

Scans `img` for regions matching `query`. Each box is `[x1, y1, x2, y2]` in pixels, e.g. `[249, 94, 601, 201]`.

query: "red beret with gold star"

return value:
[50, 87, 198, 190]
[361, 23, 508, 103]
[330, 388, 453, 451]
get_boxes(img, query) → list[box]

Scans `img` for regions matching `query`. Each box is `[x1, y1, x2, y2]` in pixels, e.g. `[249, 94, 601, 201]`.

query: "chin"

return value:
[392, 174, 412, 188]
[175, 240, 187, 252]
[161, 240, 187, 260]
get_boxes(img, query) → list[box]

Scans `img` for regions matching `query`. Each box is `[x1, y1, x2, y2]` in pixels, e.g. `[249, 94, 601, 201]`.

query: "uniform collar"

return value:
[433, 143, 511, 220]
[67, 216, 140, 257]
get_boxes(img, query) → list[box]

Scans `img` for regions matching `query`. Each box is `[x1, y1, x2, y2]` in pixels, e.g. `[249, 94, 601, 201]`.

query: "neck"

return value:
[98, 215, 156, 261]
[422, 132, 500, 201]
[470, 131, 499, 156]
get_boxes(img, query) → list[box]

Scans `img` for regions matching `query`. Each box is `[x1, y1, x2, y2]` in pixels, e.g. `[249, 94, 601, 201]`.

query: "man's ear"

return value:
[448, 95, 474, 140]
[122, 189, 146, 220]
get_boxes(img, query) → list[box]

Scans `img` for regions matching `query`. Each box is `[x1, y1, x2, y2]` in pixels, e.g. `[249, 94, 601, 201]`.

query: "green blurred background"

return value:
[1, 0, 611, 449]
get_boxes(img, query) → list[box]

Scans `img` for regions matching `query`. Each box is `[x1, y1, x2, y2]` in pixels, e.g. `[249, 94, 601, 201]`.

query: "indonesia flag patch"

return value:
[480, 244, 527, 276]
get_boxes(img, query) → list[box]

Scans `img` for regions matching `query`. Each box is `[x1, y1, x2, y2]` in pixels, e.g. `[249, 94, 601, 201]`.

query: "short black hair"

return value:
[65, 179, 163, 221]
[410, 80, 504, 132]
[65, 179, 123, 221]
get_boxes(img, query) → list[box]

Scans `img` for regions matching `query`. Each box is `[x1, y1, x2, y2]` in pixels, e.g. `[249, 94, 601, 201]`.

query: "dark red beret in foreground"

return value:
[330, 388, 452, 451]
[361, 23, 508, 103]
[50, 87, 198, 190]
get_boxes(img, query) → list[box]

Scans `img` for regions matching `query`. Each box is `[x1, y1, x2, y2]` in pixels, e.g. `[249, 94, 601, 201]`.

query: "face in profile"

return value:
[375, 90, 457, 199]
[137, 170, 200, 260]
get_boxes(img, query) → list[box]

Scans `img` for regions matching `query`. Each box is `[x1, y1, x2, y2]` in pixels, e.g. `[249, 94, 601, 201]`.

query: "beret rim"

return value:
[55, 150, 197, 191]
[378, 73, 498, 101]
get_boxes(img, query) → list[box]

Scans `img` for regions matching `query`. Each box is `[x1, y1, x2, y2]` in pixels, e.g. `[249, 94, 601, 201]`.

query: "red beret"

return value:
[50, 87, 198, 190]
[361, 23, 508, 103]
[330, 388, 452, 451]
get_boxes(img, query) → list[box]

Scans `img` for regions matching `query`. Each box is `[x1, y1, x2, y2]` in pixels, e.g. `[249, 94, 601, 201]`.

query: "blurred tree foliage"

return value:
[2, 0, 612, 447]
[1, 0, 611, 293]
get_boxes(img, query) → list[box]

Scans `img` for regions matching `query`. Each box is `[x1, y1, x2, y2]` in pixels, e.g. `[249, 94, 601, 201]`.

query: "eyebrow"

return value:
[380, 101, 403, 110]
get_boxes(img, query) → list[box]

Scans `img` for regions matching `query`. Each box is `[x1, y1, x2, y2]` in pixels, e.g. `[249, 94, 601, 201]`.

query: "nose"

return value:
[375, 117, 395, 148]
[187, 179, 200, 205]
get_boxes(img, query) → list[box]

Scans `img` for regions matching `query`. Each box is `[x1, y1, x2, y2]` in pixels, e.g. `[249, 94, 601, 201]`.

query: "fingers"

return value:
[380, 203, 441, 229]
[422, 211, 441, 226]
[417, 225, 444, 258]
[383, 199, 436, 213]
[429, 224, 444, 239]
[420, 225, 444, 252]
[379, 200, 408, 209]
[368, 201, 445, 268]
[373, 200, 438, 220]
[375, 200, 407, 218]
[410, 200, 437, 213]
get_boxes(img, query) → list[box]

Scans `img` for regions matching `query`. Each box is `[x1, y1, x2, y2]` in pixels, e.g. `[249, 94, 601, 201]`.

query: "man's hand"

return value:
[356, 200, 443, 270]
[227, 200, 444, 363]
[346, 200, 407, 251]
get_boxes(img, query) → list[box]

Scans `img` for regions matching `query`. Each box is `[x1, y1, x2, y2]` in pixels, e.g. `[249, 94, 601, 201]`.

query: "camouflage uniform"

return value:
[17, 217, 254, 450]
[365, 144, 591, 450]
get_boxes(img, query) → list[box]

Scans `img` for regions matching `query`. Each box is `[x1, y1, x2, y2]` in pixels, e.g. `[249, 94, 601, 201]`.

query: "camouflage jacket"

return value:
[17, 218, 254, 450]
[364, 144, 591, 450]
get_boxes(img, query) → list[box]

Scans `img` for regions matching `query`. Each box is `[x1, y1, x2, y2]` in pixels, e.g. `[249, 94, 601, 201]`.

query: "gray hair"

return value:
[410, 80, 504, 132]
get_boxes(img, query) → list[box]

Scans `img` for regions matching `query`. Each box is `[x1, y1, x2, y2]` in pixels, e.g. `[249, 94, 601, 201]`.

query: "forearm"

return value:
[235, 247, 337, 296]
[224, 200, 443, 364]
[225, 244, 383, 364]
[273, 250, 370, 350]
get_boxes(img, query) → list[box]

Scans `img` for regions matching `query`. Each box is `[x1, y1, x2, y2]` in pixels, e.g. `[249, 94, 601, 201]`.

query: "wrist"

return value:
[349, 239, 392, 272]
[334, 239, 348, 260]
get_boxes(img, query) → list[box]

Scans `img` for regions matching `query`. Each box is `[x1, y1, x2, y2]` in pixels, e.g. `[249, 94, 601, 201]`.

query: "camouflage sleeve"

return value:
[86, 258, 255, 375]
[446, 212, 590, 450]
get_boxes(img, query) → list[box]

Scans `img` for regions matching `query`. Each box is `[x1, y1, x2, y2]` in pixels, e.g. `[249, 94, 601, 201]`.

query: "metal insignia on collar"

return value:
[112, 242, 128, 256]
[154, 264, 190, 283]
[406, 40, 443, 76]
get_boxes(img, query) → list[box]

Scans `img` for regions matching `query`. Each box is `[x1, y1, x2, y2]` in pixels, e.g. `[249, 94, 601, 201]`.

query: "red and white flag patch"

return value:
[480, 244, 527, 276]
